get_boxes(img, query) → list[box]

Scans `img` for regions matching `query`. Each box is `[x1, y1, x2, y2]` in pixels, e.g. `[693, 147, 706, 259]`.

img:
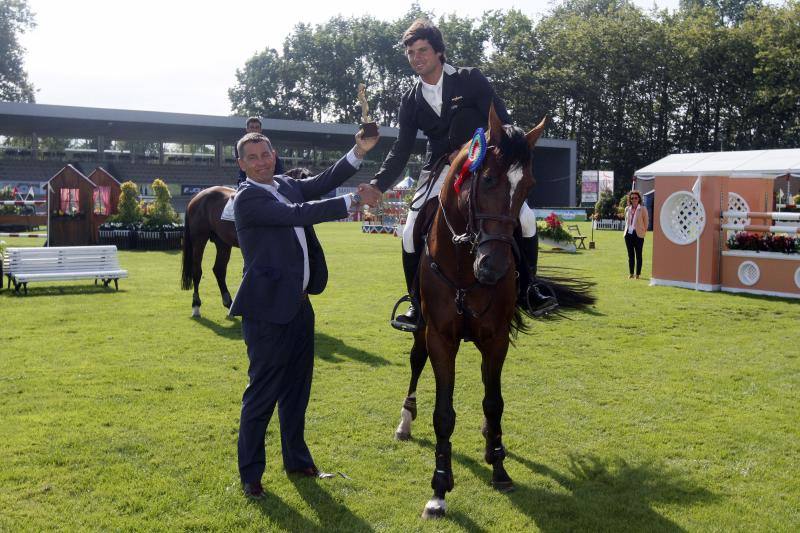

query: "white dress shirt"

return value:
[420, 63, 456, 117]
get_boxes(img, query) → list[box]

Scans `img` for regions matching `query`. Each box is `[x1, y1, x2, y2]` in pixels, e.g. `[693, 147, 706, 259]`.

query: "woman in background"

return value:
[623, 190, 649, 279]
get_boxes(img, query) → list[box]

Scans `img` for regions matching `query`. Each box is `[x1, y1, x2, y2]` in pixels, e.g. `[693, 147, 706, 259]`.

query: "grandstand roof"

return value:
[0, 101, 575, 151]
[0, 102, 422, 150]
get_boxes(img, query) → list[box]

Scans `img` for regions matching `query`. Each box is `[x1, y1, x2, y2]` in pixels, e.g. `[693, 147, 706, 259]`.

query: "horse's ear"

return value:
[526, 116, 547, 148]
[486, 103, 504, 145]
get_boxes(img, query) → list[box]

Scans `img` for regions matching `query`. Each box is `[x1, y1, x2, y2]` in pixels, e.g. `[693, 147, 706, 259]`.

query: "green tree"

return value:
[740, 1, 800, 147]
[0, 0, 36, 102]
[228, 48, 309, 120]
[679, 0, 763, 26]
[594, 189, 619, 219]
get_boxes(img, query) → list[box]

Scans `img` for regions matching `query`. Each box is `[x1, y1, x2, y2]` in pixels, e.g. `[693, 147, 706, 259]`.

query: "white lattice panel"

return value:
[738, 261, 760, 286]
[727, 193, 750, 226]
[660, 191, 706, 245]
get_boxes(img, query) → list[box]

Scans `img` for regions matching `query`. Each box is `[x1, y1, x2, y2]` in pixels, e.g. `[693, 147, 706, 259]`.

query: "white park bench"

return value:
[2, 245, 128, 295]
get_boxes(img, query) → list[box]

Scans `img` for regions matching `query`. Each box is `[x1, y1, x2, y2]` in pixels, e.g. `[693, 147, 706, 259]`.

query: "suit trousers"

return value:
[624, 232, 645, 276]
[238, 297, 315, 483]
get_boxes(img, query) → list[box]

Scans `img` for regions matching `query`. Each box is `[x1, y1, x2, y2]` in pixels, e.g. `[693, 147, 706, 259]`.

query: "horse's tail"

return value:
[180, 223, 193, 290]
[512, 266, 596, 335]
[537, 267, 596, 311]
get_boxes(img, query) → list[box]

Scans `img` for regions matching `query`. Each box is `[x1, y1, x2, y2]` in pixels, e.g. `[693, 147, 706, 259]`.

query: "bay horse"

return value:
[180, 168, 310, 317]
[395, 108, 594, 519]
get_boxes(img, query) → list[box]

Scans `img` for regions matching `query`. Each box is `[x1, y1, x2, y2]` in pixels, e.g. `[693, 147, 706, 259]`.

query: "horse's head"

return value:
[445, 106, 546, 285]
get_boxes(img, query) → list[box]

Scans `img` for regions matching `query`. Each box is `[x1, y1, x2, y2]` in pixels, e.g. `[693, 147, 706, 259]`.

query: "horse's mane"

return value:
[498, 124, 532, 173]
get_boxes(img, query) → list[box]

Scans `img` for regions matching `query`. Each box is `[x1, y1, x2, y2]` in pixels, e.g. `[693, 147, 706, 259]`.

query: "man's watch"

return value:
[351, 192, 362, 205]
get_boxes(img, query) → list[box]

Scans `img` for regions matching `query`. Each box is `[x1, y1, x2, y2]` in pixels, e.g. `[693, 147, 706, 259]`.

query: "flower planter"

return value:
[720, 250, 800, 299]
[539, 236, 577, 253]
[98, 228, 183, 250]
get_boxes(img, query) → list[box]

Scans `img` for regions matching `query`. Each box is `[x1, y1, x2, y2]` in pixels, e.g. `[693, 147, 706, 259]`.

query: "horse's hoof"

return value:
[421, 498, 446, 519]
[222, 294, 232, 308]
[492, 480, 515, 493]
[191, 306, 201, 318]
[395, 430, 411, 441]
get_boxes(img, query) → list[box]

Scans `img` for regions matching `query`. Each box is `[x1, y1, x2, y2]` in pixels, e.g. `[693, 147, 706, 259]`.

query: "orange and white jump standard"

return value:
[635, 149, 800, 299]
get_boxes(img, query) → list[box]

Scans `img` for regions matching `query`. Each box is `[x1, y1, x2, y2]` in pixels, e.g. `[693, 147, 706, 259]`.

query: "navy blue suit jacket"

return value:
[229, 155, 356, 323]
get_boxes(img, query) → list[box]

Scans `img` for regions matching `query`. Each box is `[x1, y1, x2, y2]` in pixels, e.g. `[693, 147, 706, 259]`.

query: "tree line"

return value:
[228, 0, 799, 193]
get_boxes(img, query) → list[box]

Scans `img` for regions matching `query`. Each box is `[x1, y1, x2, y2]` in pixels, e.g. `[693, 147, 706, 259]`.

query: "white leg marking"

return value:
[508, 164, 524, 209]
[424, 497, 447, 513]
[396, 407, 413, 437]
[192, 306, 201, 318]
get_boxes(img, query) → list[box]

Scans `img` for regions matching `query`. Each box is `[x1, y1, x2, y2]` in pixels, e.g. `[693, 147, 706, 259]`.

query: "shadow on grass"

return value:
[288, 477, 374, 532]
[124, 248, 181, 255]
[249, 489, 320, 531]
[192, 315, 241, 339]
[410, 437, 715, 532]
[0, 284, 125, 298]
[315, 332, 392, 367]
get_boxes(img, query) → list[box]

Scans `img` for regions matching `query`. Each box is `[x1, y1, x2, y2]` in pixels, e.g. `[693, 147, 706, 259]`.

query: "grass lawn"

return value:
[1, 222, 798, 531]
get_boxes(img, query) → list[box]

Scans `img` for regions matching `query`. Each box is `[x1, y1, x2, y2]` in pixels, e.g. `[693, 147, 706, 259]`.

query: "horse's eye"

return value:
[483, 174, 497, 187]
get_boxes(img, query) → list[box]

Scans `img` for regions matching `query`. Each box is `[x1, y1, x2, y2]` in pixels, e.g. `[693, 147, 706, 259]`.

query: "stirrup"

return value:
[390, 295, 419, 332]
[526, 283, 558, 318]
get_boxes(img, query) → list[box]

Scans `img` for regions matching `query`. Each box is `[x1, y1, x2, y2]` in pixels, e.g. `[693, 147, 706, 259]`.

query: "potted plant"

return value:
[538, 212, 577, 252]
[99, 180, 183, 250]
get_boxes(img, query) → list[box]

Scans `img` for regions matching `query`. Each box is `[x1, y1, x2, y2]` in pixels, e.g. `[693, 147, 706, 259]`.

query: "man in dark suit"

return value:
[361, 19, 556, 331]
[229, 131, 381, 499]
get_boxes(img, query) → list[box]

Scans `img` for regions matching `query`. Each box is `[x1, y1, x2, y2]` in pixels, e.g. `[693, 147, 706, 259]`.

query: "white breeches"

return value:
[401, 167, 537, 253]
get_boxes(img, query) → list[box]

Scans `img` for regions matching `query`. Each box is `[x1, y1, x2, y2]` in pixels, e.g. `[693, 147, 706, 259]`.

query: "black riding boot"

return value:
[392, 250, 421, 332]
[520, 235, 558, 317]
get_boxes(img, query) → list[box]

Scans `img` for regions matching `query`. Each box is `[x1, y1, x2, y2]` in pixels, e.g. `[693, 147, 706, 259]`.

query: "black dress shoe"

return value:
[242, 481, 265, 499]
[526, 284, 558, 317]
[287, 466, 334, 478]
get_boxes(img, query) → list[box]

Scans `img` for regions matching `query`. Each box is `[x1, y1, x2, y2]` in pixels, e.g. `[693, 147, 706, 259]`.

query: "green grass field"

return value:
[1, 222, 798, 532]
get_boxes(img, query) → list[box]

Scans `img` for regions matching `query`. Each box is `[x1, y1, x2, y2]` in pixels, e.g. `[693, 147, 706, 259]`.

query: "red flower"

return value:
[545, 212, 562, 229]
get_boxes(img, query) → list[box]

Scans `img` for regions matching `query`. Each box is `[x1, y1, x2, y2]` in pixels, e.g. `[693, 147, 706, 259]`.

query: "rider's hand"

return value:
[357, 183, 382, 207]
[355, 128, 380, 156]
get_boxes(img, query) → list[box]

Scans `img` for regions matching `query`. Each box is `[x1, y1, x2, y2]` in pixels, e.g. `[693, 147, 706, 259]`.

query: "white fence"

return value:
[592, 219, 624, 231]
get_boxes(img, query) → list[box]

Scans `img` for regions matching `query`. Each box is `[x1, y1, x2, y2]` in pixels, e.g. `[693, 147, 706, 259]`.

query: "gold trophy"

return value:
[357, 83, 379, 138]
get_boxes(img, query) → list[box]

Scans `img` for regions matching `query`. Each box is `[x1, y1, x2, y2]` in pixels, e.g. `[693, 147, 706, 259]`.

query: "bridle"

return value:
[438, 146, 521, 260]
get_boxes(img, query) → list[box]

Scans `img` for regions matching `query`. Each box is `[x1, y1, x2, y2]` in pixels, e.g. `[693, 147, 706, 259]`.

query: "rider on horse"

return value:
[361, 19, 558, 332]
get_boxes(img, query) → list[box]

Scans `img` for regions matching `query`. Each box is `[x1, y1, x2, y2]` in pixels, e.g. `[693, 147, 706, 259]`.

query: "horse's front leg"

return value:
[422, 328, 457, 519]
[477, 336, 514, 492]
[211, 240, 233, 309]
[396, 328, 428, 441]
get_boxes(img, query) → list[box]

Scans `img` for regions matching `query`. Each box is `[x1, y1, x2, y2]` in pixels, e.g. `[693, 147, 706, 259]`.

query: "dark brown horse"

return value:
[181, 186, 238, 317]
[180, 169, 310, 317]
[395, 108, 594, 518]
